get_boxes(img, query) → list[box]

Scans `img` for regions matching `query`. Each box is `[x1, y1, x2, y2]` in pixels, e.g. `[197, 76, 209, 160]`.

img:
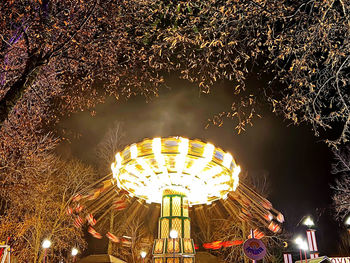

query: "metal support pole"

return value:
[299, 249, 303, 263]
[304, 250, 308, 263]
[43, 248, 47, 263]
[173, 238, 175, 263]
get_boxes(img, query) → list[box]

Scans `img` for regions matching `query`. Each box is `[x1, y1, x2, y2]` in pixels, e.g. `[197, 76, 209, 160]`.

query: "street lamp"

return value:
[71, 248, 78, 262]
[345, 216, 350, 234]
[42, 239, 51, 263]
[302, 216, 319, 258]
[303, 217, 314, 228]
[170, 230, 178, 262]
[295, 237, 308, 263]
[346, 216, 350, 225]
[140, 251, 147, 263]
[300, 240, 309, 263]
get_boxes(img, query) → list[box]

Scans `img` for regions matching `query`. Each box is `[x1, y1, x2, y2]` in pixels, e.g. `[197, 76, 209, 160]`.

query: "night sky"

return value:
[57, 76, 344, 257]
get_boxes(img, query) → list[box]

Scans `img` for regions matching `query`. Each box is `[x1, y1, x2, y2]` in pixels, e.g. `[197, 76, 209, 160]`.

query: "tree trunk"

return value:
[0, 54, 44, 126]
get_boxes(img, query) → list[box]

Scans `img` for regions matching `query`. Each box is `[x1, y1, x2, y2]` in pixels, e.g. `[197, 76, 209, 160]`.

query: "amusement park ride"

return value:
[69, 137, 284, 262]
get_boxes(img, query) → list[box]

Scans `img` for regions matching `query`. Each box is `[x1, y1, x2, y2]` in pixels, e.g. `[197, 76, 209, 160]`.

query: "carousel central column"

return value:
[153, 189, 195, 263]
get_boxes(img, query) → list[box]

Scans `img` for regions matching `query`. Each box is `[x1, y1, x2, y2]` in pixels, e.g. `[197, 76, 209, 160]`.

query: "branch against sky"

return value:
[1, 1, 350, 144]
[110, 217, 153, 263]
[267, 0, 350, 146]
[332, 144, 350, 220]
[95, 121, 125, 174]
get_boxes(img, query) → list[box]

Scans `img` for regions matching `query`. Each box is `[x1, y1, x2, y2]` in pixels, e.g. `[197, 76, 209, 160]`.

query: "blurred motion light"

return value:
[71, 248, 78, 256]
[140, 251, 147, 258]
[111, 137, 241, 205]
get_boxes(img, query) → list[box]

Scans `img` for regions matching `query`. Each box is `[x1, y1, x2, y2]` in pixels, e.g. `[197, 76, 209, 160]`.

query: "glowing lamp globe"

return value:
[303, 217, 314, 228]
[42, 239, 51, 249]
[170, 229, 178, 239]
[300, 241, 309, 251]
[71, 248, 78, 256]
[345, 216, 350, 226]
[294, 236, 304, 245]
[140, 251, 147, 258]
[111, 137, 241, 263]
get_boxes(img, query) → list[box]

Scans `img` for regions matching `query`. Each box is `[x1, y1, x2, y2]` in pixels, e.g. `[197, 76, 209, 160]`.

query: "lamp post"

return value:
[42, 239, 51, 263]
[300, 240, 309, 263]
[71, 248, 78, 262]
[140, 251, 147, 263]
[303, 216, 318, 259]
[295, 237, 308, 263]
[295, 237, 303, 263]
[170, 230, 178, 263]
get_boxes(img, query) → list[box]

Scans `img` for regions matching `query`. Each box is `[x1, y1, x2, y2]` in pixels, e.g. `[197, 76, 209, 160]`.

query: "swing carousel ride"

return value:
[69, 137, 284, 262]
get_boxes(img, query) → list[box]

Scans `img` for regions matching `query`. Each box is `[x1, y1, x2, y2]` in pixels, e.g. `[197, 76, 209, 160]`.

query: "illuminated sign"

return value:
[243, 238, 266, 260]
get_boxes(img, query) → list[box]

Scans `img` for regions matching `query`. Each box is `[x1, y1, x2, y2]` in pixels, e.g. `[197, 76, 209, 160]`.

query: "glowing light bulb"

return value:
[115, 152, 122, 166]
[203, 143, 214, 160]
[345, 216, 350, 226]
[223, 153, 233, 168]
[42, 239, 51, 249]
[178, 137, 189, 155]
[232, 166, 241, 190]
[303, 217, 314, 227]
[294, 236, 303, 245]
[300, 241, 308, 251]
[130, 144, 138, 159]
[170, 229, 178, 239]
[152, 138, 161, 155]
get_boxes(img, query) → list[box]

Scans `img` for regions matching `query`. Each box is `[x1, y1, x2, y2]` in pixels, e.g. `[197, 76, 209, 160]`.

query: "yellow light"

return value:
[152, 138, 161, 155]
[137, 159, 156, 177]
[223, 152, 233, 168]
[111, 163, 118, 179]
[232, 166, 241, 190]
[179, 137, 189, 155]
[115, 152, 122, 165]
[203, 143, 214, 160]
[130, 144, 138, 159]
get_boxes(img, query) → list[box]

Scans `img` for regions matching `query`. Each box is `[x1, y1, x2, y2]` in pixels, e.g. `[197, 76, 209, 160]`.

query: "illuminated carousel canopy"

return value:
[111, 137, 241, 205]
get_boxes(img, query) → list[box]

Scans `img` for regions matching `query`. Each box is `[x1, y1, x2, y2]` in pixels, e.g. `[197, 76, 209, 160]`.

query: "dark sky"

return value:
[57, 76, 344, 257]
